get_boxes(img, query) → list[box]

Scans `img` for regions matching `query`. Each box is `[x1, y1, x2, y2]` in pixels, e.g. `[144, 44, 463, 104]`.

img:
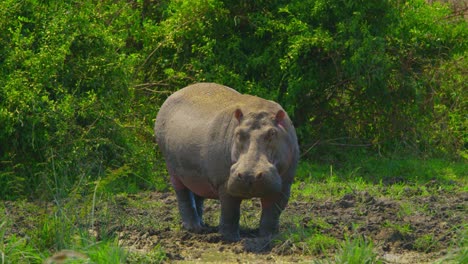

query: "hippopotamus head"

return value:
[227, 108, 291, 198]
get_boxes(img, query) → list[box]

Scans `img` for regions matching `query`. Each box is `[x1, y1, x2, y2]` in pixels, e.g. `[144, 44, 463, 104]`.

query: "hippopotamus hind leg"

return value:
[194, 194, 205, 226]
[169, 169, 204, 233]
[174, 189, 204, 233]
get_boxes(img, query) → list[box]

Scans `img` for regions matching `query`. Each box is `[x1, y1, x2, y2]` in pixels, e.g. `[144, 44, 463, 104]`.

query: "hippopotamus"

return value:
[154, 83, 299, 241]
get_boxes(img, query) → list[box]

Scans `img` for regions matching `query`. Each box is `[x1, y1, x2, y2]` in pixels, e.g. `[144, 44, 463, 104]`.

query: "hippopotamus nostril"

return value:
[237, 172, 243, 179]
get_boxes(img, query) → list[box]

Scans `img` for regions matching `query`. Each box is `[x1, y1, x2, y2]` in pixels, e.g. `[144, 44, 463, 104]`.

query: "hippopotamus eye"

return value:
[235, 130, 248, 141]
[265, 128, 277, 141]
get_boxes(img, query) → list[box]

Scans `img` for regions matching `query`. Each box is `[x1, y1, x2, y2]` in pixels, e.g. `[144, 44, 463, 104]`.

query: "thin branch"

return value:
[300, 140, 320, 158]
[134, 82, 172, 88]
[327, 143, 373, 147]
[135, 87, 173, 94]
[300, 137, 373, 158]
[442, 7, 468, 21]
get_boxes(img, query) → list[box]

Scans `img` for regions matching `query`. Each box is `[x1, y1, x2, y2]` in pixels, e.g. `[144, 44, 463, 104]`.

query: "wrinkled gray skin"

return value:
[154, 83, 299, 241]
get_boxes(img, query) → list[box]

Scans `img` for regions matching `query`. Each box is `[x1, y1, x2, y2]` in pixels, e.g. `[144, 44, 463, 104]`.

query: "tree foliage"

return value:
[0, 0, 466, 199]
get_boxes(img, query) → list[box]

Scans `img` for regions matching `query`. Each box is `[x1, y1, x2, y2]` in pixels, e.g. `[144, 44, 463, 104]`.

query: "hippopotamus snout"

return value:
[228, 160, 282, 198]
[235, 170, 264, 184]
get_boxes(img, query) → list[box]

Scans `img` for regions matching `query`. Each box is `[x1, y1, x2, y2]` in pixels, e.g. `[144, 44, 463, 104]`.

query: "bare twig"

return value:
[134, 82, 171, 88]
[300, 137, 373, 158]
[327, 143, 373, 147]
[300, 140, 321, 158]
[442, 7, 468, 21]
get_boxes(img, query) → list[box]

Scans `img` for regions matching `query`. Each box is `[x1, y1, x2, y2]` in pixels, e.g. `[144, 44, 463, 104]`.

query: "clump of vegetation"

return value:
[414, 234, 439, 253]
[0, 220, 43, 263]
[334, 235, 381, 264]
[127, 245, 167, 264]
[0, 0, 168, 200]
[274, 227, 338, 255]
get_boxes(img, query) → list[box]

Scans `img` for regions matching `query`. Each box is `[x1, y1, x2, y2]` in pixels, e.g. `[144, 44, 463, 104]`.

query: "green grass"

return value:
[314, 235, 382, 264]
[0, 220, 43, 264]
[383, 221, 413, 236]
[414, 234, 439, 253]
[290, 156, 466, 262]
[307, 234, 339, 255]
[2, 155, 466, 263]
[275, 228, 338, 255]
[296, 156, 467, 185]
[334, 235, 382, 264]
[306, 217, 334, 231]
[1, 206, 166, 264]
[84, 238, 128, 264]
[127, 244, 167, 263]
[0, 186, 166, 264]
[435, 225, 467, 263]
[293, 155, 467, 203]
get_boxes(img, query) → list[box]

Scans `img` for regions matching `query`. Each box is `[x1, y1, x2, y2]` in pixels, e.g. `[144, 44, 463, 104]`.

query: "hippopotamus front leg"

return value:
[259, 183, 292, 237]
[219, 192, 242, 241]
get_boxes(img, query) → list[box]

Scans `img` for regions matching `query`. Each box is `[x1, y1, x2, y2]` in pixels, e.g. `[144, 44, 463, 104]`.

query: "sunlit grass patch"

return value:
[436, 225, 467, 263]
[127, 244, 167, 263]
[84, 238, 128, 264]
[297, 156, 467, 186]
[274, 226, 338, 255]
[382, 221, 413, 237]
[333, 235, 382, 264]
[396, 200, 430, 219]
[0, 220, 43, 264]
[414, 233, 439, 253]
[294, 157, 466, 204]
[273, 216, 338, 255]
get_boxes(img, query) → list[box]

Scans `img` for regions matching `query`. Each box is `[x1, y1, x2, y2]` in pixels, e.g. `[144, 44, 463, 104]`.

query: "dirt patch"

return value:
[2, 187, 465, 263]
[106, 189, 466, 263]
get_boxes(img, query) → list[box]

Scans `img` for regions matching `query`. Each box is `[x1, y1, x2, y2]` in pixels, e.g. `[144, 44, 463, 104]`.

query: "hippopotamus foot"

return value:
[259, 203, 281, 237]
[259, 185, 291, 237]
[259, 213, 280, 237]
[219, 194, 242, 241]
[175, 189, 205, 233]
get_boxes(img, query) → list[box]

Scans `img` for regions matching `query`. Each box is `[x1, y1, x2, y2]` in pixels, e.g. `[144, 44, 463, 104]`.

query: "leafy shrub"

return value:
[137, 0, 466, 159]
[0, 0, 164, 199]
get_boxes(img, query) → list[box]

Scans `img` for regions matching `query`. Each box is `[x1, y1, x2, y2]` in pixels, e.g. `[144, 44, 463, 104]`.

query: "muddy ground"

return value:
[3, 186, 466, 263]
[108, 188, 466, 263]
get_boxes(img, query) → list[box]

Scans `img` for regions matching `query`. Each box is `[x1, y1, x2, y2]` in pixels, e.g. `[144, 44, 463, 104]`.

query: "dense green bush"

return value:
[0, 0, 165, 199]
[0, 0, 466, 199]
[239, 1, 463, 156]
[138, 0, 466, 158]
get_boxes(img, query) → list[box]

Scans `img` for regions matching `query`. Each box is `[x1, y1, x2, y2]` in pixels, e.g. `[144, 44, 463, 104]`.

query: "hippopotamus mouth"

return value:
[227, 163, 282, 198]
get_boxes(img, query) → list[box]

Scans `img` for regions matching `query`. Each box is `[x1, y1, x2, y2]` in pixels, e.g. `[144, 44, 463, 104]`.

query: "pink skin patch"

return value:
[170, 174, 186, 190]
[170, 174, 218, 199]
[168, 166, 186, 190]
[261, 196, 278, 209]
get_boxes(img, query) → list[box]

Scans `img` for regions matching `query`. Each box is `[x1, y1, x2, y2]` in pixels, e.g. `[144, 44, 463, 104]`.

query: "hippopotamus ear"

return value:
[234, 108, 243, 123]
[275, 110, 286, 127]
